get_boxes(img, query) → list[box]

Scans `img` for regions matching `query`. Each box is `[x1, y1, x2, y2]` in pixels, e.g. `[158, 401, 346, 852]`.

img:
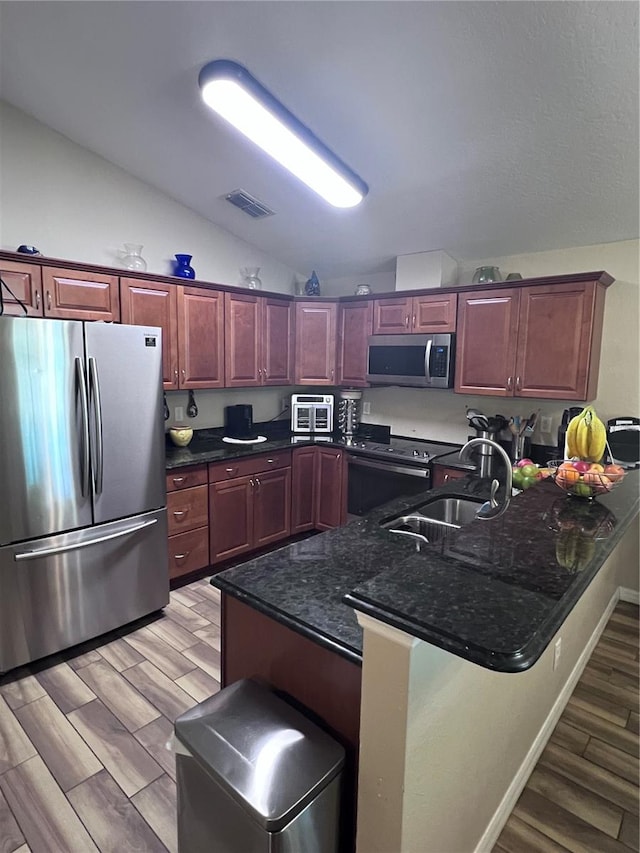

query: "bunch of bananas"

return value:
[565, 406, 607, 462]
[555, 530, 596, 573]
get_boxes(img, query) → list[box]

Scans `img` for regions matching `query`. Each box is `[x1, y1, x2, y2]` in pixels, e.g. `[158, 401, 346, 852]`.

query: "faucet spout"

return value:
[459, 438, 512, 519]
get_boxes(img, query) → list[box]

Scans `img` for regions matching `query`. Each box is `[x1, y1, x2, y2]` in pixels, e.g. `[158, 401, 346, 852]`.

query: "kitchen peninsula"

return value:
[201, 435, 639, 852]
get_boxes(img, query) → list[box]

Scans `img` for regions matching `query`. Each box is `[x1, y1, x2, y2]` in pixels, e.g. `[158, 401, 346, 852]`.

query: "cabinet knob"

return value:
[46, 290, 52, 310]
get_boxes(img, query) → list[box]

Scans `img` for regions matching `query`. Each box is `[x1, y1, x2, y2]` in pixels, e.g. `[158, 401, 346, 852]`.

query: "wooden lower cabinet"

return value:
[166, 465, 210, 580]
[291, 446, 347, 533]
[432, 465, 467, 487]
[209, 452, 292, 564]
[291, 446, 317, 533]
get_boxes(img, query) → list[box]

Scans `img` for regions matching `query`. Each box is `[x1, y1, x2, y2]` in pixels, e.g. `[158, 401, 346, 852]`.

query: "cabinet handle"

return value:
[35, 290, 41, 310]
[255, 476, 261, 492]
[336, 453, 341, 460]
[174, 369, 179, 383]
[46, 291, 52, 310]
[516, 375, 521, 391]
[507, 376, 513, 391]
[181, 368, 185, 381]
[405, 315, 409, 328]
[266, 458, 275, 464]
[250, 478, 255, 490]
[172, 510, 187, 519]
[444, 474, 450, 482]
[173, 552, 190, 561]
[172, 477, 185, 486]
[331, 368, 334, 381]
[225, 467, 238, 475]
[412, 314, 416, 328]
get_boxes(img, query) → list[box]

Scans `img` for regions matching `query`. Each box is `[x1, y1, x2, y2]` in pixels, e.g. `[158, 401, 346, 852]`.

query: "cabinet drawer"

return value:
[166, 465, 208, 492]
[209, 450, 292, 483]
[167, 484, 208, 535]
[168, 527, 209, 579]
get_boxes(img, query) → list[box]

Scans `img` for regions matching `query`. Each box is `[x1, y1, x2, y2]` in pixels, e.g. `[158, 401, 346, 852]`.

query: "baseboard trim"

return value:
[474, 587, 621, 853]
[619, 587, 640, 605]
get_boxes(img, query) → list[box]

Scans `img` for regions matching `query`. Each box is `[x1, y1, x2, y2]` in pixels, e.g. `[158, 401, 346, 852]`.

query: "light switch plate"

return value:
[363, 402, 371, 415]
[541, 416, 552, 434]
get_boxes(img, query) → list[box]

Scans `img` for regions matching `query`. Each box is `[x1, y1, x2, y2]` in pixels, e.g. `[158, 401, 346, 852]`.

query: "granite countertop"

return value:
[165, 429, 316, 470]
[211, 467, 640, 673]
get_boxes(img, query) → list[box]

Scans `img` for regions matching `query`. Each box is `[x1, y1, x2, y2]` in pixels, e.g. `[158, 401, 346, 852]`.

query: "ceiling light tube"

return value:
[198, 59, 368, 208]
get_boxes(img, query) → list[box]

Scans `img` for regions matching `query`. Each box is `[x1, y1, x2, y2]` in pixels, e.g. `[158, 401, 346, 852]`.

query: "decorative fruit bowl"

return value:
[547, 459, 625, 499]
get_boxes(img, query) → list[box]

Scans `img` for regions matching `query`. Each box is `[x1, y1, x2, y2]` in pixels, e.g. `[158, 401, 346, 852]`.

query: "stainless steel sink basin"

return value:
[381, 497, 485, 545]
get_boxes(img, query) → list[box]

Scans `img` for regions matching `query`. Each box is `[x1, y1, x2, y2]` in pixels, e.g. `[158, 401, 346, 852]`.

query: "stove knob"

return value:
[413, 449, 420, 456]
[423, 451, 430, 458]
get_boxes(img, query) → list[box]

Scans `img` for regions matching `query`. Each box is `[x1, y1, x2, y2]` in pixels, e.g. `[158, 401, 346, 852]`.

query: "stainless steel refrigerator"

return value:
[0, 316, 169, 673]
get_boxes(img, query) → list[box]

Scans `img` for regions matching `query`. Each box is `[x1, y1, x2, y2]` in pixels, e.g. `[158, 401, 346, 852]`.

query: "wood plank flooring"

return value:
[494, 600, 640, 853]
[0, 576, 222, 853]
[0, 580, 637, 853]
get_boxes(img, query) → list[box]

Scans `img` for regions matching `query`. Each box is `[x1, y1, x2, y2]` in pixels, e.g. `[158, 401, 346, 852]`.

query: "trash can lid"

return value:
[174, 679, 345, 831]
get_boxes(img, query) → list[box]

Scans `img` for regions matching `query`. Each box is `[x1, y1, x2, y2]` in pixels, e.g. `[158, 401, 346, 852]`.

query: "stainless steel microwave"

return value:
[366, 334, 455, 388]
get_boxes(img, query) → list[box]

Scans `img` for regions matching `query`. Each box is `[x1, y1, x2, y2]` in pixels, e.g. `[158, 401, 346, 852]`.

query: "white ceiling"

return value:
[1, 1, 638, 279]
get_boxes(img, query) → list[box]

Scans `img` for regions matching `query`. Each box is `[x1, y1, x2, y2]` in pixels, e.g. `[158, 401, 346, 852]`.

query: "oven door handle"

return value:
[348, 456, 430, 478]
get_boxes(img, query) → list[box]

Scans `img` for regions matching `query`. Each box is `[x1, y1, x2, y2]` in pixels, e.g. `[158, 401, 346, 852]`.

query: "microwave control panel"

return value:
[431, 345, 449, 378]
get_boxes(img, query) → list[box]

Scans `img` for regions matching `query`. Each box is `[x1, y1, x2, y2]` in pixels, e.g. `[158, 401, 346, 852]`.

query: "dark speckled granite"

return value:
[212, 466, 639, 672]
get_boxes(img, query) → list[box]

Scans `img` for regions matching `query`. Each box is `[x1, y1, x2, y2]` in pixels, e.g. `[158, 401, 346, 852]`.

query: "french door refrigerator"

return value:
[0, 316, 168, 673]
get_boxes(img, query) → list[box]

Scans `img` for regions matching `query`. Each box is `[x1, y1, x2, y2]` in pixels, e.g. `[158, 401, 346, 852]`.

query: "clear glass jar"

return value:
[241, 267, 262, 289]
[122, 243, 147, 272]
[472, 266, 502, 284]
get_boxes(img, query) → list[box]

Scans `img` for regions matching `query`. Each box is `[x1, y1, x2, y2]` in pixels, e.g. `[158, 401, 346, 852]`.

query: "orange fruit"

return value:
[604, 464, 625, 483]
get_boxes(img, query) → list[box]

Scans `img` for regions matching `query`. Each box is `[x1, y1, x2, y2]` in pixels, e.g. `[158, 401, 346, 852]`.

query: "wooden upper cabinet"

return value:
[262, 297, 293, 386]
[515, 282, 605, 400]
[120, 278, 178, 389]
[178, 287, 224, 389]
[225, 292, 261, 387]
[42, 267, 120, 321]
[338, 300, 373, 387]
[0, 260, 43, 316]
[372, 293, 457, 335]
[456, 279, 607, 400]
[294, 301, 338, 385]
[455, 288, 520, 396]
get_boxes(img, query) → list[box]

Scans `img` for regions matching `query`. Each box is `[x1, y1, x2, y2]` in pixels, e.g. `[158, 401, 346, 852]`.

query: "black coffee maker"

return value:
[224, 404, 257, 440]
[557, 408, 582, 457]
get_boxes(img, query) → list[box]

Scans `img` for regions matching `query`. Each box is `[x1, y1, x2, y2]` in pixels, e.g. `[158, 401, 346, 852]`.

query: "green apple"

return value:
[520, 463, 539, 479]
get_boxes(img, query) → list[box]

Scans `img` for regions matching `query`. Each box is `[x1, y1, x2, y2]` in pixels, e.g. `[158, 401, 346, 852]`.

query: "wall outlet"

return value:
[363, 402, 371, 415]
[541, 415, 552, 434]
[553, 637, 562, 670]
[174, 406, 184, 422]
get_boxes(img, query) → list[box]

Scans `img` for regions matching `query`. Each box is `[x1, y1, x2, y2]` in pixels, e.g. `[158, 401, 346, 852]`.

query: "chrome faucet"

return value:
[459, 437, 512, 519]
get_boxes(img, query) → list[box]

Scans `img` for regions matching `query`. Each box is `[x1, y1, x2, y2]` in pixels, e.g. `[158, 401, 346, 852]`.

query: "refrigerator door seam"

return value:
[75, 357, 90, 497]
[88, 356, 104, 495]
[13, 518, 158, 561]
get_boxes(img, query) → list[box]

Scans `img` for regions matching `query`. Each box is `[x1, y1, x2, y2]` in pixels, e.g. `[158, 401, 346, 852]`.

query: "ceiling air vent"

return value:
[224, 189, 274, 219]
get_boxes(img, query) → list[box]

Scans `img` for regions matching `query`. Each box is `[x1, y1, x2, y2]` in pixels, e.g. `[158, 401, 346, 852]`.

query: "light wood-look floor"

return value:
[494, 600, 639, 853]
[0, 583, 637, 853]
[0, 576, 222, 853]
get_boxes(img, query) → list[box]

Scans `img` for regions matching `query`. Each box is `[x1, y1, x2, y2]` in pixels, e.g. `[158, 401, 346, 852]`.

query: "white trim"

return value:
[474, 587, 621, 853]
[619, 587, 640, 605]
[356, 612, 421, 650]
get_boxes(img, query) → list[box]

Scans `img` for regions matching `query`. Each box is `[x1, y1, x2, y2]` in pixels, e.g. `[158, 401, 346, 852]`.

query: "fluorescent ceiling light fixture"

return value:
[198, 60, 368, 208]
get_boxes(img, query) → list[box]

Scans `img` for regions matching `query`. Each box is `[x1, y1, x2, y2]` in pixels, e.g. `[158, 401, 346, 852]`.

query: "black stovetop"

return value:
[338, 424, 459, 466]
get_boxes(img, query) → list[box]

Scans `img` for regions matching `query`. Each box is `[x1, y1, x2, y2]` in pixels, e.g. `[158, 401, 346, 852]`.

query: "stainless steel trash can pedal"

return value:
[174, 678, 345, 853]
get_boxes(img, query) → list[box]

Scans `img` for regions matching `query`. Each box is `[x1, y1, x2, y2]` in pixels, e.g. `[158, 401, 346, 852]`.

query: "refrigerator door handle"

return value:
[75, 357, 90, 497]
[14, 518, 158, 561]
[88, 356, 104, 495]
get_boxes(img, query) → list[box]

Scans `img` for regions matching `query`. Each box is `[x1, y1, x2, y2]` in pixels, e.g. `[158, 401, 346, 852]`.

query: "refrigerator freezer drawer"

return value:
[0, 509, 169, 674]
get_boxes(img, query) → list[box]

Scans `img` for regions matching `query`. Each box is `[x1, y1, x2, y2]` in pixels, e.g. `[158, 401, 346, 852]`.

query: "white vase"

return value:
[122, 243, 147, 272]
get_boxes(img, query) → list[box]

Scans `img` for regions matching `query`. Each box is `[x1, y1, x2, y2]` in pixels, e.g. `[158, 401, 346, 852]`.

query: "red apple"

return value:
[573, 461, 591, 473]
[516, 458, 534, 468]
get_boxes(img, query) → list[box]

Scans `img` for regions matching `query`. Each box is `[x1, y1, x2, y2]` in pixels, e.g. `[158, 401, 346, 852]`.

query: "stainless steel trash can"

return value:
[174, 678, 345, 853]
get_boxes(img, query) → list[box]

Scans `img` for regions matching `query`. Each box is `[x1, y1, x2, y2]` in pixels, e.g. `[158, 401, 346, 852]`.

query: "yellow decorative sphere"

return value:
[169, 427, 193, 447]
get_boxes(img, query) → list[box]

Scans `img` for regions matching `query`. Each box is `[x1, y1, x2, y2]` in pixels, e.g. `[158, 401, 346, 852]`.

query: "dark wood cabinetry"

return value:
[121, 279, 224, 391]
[291, 446, 317, 534]
[291, 446, 347, 532]
[338, 300, 373, 386]
[42, 267, 120, 321]
[209, 452, 292, 564]
[0, 260, 43, 316]
[373, 293, 456, 334]
[294, 301, 338, 385]
[166, 465, 209, 580]
[432, 465, 468, 487]
[455, 278, 608, 400]
[225, 292, 293, 387]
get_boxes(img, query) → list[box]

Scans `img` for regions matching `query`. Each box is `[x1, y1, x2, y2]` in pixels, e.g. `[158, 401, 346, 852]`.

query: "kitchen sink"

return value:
[381, 496, 485, 545]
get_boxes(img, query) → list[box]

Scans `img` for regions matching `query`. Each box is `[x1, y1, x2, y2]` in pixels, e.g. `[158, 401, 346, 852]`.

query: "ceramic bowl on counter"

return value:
[547, 459, 625, 499]
[168, 426, 194, 447]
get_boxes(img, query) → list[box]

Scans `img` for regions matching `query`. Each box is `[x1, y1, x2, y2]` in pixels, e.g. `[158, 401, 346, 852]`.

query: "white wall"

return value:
[355, 516, 639, 853]
[0, 101, 300, 293]
[360, 240, 639, 446]
[165, 386, 301, 430]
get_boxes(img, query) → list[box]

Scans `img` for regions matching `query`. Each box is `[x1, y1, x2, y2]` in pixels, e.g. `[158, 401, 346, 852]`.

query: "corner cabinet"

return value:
[455, 276, 610, 400]
[294, 301, 338, 385]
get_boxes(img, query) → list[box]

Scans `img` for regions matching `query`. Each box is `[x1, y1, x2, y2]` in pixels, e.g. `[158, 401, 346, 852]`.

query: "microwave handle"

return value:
[424, 339, 433, 383]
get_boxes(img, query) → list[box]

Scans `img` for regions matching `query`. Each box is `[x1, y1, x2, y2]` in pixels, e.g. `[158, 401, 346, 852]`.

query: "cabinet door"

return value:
[0, 260, 43, 316]
[315, 448, 346, 531]
[294, 302, 337, 385]
[291, 447, 317, 533]
[43, 267, 120, 321]
[120, 278, 179, 389]
[455, 288, 520, 396]
[432, 466, 467, 488]
[225, 292, 261, 387]
[262, 297, 293, 385]
[372, 297, 412, 334]
[177, 287, 225, 389]
[412, 293, 457, 333]
[209, 477, 254, 563]
[253, 468, 292, 548]
[515, 282, 604, 400]
[338, 300, 373, 387]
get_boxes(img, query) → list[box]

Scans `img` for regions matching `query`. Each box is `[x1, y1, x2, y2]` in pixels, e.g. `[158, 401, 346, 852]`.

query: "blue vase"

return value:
[174, 254, 195, 279]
